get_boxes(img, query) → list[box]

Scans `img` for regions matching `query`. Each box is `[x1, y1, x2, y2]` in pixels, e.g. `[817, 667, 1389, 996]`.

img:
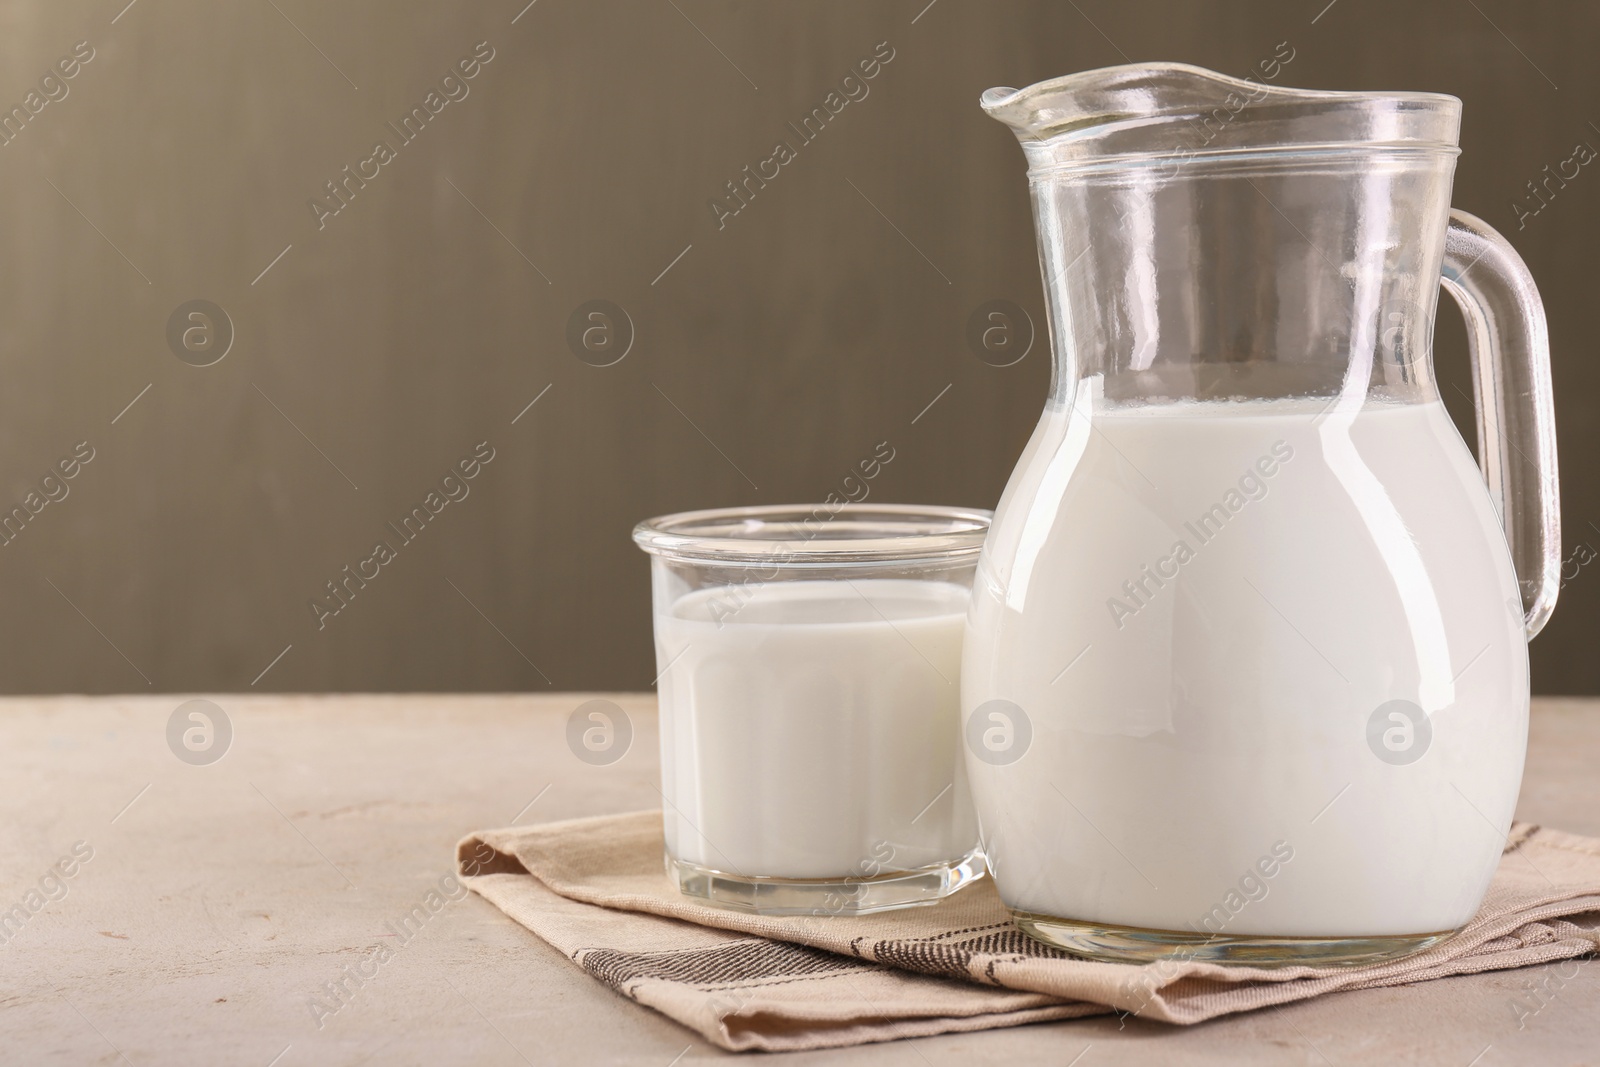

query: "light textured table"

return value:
[3, 694, 1597, 1065]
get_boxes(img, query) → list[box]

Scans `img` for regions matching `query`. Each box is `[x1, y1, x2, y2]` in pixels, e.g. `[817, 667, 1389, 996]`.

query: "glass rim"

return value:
[632, 503, 992, 565]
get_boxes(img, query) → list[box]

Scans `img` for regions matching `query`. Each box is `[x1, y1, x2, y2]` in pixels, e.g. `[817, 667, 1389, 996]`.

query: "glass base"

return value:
[669, 849, 985, 916]
[1012, 910, 1455, 968]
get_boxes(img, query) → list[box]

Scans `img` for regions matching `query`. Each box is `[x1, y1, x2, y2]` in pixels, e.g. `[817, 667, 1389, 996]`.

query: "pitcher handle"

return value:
[1438, 209, 1561, 639]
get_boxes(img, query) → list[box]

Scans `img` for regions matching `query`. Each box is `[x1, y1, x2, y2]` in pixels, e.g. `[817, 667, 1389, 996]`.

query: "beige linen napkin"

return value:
[457, 812, 1600, 1053]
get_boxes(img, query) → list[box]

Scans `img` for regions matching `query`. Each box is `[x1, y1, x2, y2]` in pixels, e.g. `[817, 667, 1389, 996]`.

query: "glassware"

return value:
[634, 503, 991, 914]
[968, 63, 1559, 966]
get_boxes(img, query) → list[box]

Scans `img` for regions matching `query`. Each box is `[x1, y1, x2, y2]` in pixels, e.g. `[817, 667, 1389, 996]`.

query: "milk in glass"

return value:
[656, 578, 978, 881]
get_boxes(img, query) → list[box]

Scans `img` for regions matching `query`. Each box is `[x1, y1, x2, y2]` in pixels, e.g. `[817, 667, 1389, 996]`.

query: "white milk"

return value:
[655, 578, 977, 880]
[965, 397, 1528, 937]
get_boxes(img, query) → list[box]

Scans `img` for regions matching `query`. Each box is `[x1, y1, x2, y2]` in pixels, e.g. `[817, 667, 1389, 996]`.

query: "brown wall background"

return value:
[0, 0, 1594, 694]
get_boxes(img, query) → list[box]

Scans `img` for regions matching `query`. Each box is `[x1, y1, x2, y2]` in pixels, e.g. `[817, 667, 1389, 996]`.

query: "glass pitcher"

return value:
[965, 63, 1559, 967]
